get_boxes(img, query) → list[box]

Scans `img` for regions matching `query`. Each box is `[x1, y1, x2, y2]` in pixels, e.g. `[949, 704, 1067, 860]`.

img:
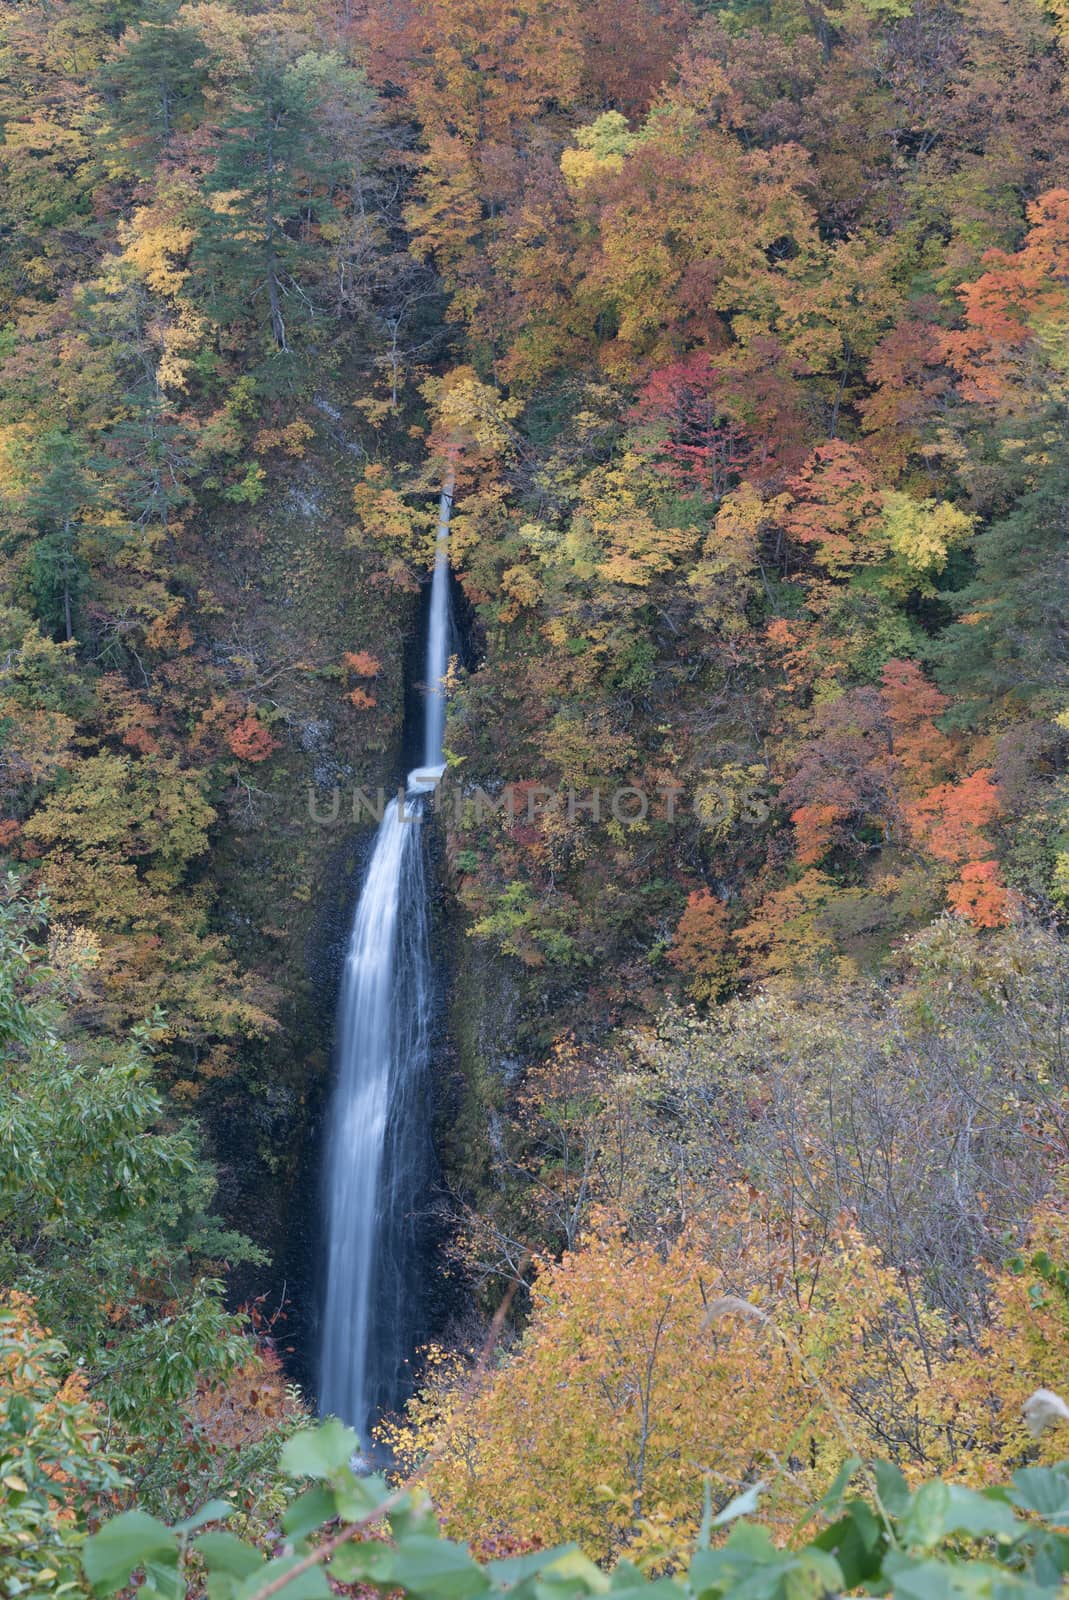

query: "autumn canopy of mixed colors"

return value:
[5, 0, 1069, 1592]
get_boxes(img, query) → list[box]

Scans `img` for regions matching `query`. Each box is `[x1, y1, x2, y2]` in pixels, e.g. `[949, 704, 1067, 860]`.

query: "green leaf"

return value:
[689, 1523, 780, 1598]
[879, 1551, 1022, 1599]
[711, 1481, 766, 1528]
[144, 1552, 184, 1600]
[235, 1555, 331, 1600]
[539, 1548, 611, 1593]
[389, 1536, 494, 1600]
[603, 1584, 682, 1600]
[279, 1421, 359, 1481]
[901, 1480, 951, 1550]
[789, 1548, 845, 1596]
[1029, 1529, 1069, 1585]
[389, 1495, 442, 1540]
[175, 1501, 235, 1535]
[281, 1486, 338, 1542]
[697, 1478, 714, 1552]
[327, 1540, 395, 1584]
[1010, 1467, 1069, 1522]
[331, 1466, 390, 1519]
[83, 1511, 177, 1594]
[486, 1546, 578, 1585]
[873, 1458, 912, 1518]
[608, 1560, 645, 1589]
[193, 1533, 265, 1580]
[942, 1484, 1022, 1541]
[811, 1502, 883, 1589]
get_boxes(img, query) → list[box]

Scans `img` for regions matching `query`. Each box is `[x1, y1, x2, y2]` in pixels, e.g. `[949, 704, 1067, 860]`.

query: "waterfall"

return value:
[318, 469, 454, 1447]
[423, 469, 454, 773]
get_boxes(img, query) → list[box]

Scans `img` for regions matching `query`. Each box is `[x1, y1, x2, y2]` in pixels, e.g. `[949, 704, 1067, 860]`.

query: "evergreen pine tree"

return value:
[98, 8, 209, 174]
[192, 50, 346, 351]
[22, 431, 98, 643]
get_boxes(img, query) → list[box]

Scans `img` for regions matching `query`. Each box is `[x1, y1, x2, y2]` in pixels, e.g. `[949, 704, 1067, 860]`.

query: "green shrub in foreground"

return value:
[83, 1419, 1069, 1600]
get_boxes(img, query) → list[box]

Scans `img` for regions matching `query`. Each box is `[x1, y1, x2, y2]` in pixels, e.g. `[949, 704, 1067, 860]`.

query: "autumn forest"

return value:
[6, 0, 1069, 1593]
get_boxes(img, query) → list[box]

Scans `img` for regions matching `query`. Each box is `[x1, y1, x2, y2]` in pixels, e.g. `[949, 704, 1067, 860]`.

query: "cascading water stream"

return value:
[423, 473, 454, 773]
[319, 468, 455, 1446]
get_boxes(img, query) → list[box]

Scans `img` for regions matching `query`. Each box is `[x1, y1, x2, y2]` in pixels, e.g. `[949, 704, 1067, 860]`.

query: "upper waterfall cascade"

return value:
[318, 467, 455, 1445]
[422, 470, 455, 774]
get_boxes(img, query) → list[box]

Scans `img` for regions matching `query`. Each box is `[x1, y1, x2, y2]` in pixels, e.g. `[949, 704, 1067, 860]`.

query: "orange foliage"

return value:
[879, 658, 953, 793]
[225, 715, 279, 763]
[905, 767, 1001, 864]
[946, 859, 1014, 928]
[784, 442, 883, 577]
[0, 1292, 107, 1502]
[343, 649, 383, 677]
[944, 188, 1069, 409]
[668, 889, 734, 998]
[190, 1347, 301, 1452]
[253, 419, 314, 457]
[348, 687, 378, 711]
[790, 802, 848, 866]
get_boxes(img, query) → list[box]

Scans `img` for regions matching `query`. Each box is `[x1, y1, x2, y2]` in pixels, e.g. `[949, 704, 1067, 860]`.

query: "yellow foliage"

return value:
[1044, 0, 1069, 42]
[254, 420, 314, 458]
[1053, 851, 1069, 903]
[881, 491, 975, 577]
[391, 1208, 933, 1564]
[560, 112, 639, 189]
[694, 762, 769, 843]
[422, 366, 522, 459]
[918, 1185, 1069, 1482]
[499, 564, 544, 621]
[46, 921, 102, 987]
[157, 307, 208, 392]
[119, 211, 195, 296]
[350, 464, 437, 569]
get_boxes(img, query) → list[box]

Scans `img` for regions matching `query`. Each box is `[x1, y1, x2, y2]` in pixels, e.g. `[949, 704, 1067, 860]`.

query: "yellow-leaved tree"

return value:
[383, 1205, 935, 1565]
[916, 1183, 1069, 1483]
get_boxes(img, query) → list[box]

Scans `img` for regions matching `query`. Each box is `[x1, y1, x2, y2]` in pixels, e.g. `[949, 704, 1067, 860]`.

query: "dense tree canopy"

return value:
[5, 0, 1069, 1584]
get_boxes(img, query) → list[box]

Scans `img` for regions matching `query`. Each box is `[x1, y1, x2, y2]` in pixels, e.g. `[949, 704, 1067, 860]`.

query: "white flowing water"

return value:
[423, 469, 455, 772]
[319, 469, 455, 1446]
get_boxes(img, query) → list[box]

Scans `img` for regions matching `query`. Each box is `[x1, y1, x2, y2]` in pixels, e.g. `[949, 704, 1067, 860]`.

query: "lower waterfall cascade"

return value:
[318, 467, 456, 1446]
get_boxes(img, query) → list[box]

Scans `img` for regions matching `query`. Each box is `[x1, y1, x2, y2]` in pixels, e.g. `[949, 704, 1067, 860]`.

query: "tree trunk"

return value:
[265, 120, 288, 350]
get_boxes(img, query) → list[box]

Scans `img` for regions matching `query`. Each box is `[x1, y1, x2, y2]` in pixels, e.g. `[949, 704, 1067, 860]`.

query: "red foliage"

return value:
[860, 313, 950, 473]
[579, 0, 692, 116]
[631, 353, 751, 499]
[632, 347, 807, 495]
